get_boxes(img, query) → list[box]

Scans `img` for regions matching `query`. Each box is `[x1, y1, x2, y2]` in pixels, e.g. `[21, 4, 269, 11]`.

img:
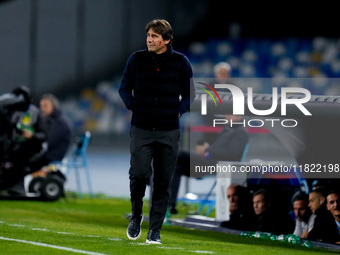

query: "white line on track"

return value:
[0, 236, 108, 255]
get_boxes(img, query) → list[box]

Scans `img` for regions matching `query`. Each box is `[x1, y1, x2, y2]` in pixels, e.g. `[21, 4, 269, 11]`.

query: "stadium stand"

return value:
[60, 36, 340, 134]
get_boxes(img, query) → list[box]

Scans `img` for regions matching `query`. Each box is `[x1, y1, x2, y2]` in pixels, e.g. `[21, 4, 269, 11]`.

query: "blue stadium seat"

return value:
[50, 131, 93, 198]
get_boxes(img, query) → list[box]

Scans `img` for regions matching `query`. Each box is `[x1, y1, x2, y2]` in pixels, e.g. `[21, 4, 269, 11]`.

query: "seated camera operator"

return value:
[0, 86, 47, 195]
[38, 93, 72, 165]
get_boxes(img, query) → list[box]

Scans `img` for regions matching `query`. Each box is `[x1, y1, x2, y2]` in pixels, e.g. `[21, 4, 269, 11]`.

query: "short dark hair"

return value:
[293, 193, 309, 203]
[327, 189, 340, 198]
[229, 184, 248, 197]
[310, 187, 327, 198]
[145, 19, 173, 45]
[253, 189, 271, 205]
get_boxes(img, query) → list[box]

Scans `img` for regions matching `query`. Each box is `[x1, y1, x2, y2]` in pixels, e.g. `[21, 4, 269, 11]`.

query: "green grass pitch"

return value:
[0, 195, 338, 255]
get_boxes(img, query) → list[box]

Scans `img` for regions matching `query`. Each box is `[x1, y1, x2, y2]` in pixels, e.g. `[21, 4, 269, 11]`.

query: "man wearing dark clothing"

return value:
[119, 19, 195, 244]
[170, 116, 249, 213]
[326, 190, 340, 237]
[220, 184, 257, 231]
[307, 188, 340, 243]
[38, 94, 72, 166]
[253, 189, 295, 235]
[308, 205, 340, 243]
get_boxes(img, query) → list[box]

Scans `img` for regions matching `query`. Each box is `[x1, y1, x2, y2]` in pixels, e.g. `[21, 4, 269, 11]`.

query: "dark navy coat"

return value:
[119, 46, 195, 130]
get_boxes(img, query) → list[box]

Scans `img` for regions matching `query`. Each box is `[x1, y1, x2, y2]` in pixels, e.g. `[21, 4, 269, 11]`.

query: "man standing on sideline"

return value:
[119, 19, 195, 244]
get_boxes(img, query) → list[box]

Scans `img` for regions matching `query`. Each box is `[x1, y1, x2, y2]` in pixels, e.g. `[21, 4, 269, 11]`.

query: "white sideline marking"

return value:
[130, 242, 149, 245]
[32, 228, 48, 231]
[83, 235, 101, 238]
[107, 238, 122, 241]
[189, 251, 213, 254]
[8, 224, 25, 227]
[57, 231, 76, 235]
[158, 247, 185, 250]
[0, 236, 108, 255]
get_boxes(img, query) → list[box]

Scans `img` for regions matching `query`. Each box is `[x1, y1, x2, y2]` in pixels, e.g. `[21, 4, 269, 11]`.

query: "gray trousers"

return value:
[129, 125, 180, 230]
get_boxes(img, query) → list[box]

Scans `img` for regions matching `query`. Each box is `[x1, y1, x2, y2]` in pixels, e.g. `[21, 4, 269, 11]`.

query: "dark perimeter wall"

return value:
[0, 0, 206, 99]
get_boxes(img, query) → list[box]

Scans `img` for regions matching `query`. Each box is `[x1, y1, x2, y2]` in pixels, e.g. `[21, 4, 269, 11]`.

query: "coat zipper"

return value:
[152, 54, 168, 130]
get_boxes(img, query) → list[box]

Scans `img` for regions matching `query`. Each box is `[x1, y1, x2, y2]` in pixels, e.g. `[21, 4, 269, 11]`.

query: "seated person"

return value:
[253, 189, 294, 235]
[27, 93, 72, 178]
[220, 184, 256, 231]
[170, 115, 249, 214]
[326, 190, 340, 243]
[307, 187, 340, 243]
[292, 193, 315, 238]
[38, 94, 72, 165]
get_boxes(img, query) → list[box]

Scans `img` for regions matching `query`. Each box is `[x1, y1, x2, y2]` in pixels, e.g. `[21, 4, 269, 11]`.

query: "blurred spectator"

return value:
[326, 190, 340, 238]
[169, 115, 248, 214]
[307, 187, 340, 243]
[37, 94, 72, 167]
[214, 61, 231, 83]
[253, 189, 294, 235]
[292, 193, 315, 239]
[220, 184, 256, 231]
[203, 62, 232, 144]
